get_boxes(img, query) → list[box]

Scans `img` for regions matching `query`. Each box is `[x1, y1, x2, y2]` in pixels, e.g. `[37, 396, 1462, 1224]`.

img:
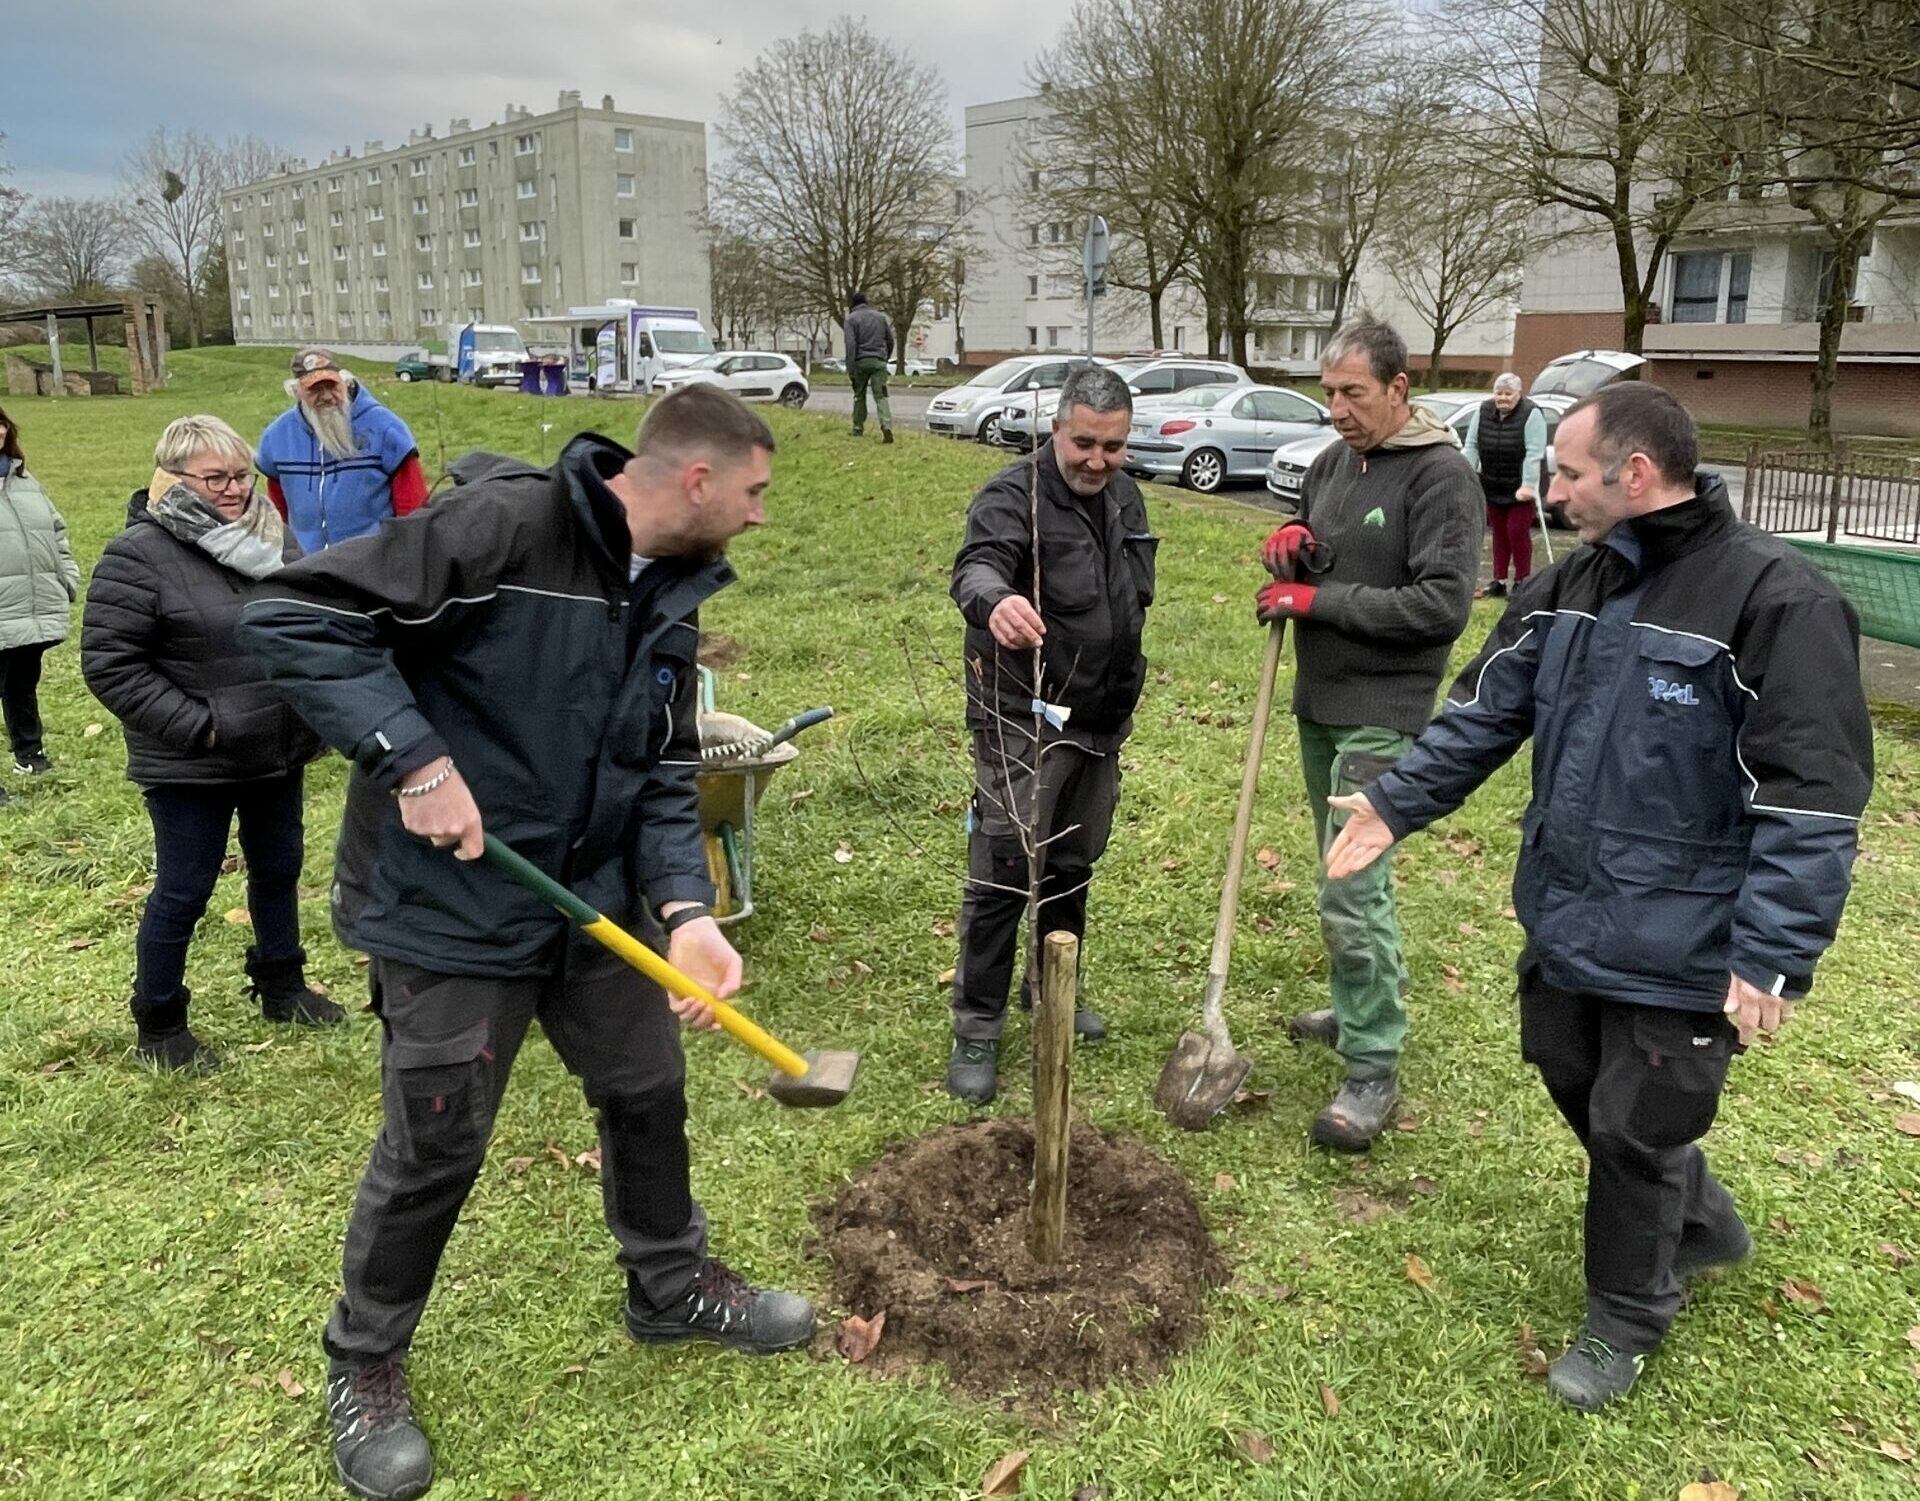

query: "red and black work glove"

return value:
[1261, 522, 1315, 580]
[1255, 581, 1318, 624]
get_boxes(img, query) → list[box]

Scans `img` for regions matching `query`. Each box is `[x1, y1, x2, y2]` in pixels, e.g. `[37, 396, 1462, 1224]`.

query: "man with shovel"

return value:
[239, 386, 814, 1501]
[1253, 317, 1480, 1150]
[946, 362, 1156, 1104]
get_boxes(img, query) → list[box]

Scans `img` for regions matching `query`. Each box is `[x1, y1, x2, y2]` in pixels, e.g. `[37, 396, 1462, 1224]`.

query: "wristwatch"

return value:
[661, 904, 712, 934]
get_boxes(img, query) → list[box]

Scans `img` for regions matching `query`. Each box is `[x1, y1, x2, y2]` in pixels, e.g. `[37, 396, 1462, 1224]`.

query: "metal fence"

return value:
[1743, 444, 1920, 546]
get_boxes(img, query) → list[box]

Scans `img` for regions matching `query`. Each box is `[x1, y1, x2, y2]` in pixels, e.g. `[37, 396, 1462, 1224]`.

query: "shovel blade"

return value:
[1154, 1030, 1252, 1131]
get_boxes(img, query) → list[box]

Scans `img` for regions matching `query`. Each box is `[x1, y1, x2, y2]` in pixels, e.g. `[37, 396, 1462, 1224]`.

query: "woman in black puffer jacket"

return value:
[82, 414, 341, 1072]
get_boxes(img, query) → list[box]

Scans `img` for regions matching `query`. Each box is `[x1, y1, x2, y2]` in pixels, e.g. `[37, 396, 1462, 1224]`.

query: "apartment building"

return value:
[961, 92, 1515, 376]
[222, 91, 708, 350]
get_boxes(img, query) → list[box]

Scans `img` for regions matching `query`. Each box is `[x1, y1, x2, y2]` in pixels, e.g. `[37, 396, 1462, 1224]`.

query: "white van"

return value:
[524, 303, 716, 392]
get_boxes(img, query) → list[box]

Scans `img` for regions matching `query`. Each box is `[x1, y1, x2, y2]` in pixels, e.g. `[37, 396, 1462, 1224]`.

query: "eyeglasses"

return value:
[170, 467, 255, 492]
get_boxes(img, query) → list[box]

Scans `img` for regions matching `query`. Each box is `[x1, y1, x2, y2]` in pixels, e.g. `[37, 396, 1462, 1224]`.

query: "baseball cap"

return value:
[291, 348, 344, 387]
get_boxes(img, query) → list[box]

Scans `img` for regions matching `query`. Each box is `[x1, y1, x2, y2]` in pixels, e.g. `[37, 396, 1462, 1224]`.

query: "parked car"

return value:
[997, 356, 1252, 450]
[903, 357, 941, 376]
[1411, 390, 1498, 424]
[1125, 384, 1331, 492]
[923, 355, 1085, 445]
[651, 351, 810, 407]
[815, 356, 846, 373]
[392, 349, 450, 383]
[1264, 396, 1575, 525]
[1529, 349, 1645, 400]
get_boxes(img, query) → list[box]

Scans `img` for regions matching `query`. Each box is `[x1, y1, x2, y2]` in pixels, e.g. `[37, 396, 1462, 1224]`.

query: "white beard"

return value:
[303, 398, 360, 460]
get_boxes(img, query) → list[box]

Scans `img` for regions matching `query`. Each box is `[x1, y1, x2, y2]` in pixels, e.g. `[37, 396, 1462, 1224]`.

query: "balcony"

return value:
[1643, 305, 1920, 362]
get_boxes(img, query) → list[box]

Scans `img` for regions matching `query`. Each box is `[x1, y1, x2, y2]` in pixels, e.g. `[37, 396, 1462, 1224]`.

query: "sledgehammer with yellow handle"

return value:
[480, 834, 859, 1108]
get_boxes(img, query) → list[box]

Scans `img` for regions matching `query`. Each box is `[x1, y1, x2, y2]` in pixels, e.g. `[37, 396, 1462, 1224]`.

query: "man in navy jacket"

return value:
[1326, 382, 1873, 1412]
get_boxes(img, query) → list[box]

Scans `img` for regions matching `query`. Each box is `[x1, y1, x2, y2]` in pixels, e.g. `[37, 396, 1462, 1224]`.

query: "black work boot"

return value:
[1310, 1073, 1399, 1152]
[882, 429, 895, 445]
[327, 1356, 433, 1500]
[133, 988, 220, 1073]
[1287, 1008, 1339, 1047]
[947, 1036, 998, 1105]
[1674, 1211, 1753, 1280]
[624, 1260, 815, 1355]
[1073, 1007, 1107, 1042]
[249, 947, 347, 1027]
[13, 751, 51, 775]
[1547, 1328, 1648, 1412]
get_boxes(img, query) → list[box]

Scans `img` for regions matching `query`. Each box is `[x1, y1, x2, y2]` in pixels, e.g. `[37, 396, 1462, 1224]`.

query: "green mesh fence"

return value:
[1785, 540, 1920, 649]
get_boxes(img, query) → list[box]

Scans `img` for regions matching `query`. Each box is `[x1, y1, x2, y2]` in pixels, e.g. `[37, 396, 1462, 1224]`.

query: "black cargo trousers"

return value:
[951, 725, 1121, 1040]
[322, 933, 706, 1364]
[1518, 956, 1747, 1352]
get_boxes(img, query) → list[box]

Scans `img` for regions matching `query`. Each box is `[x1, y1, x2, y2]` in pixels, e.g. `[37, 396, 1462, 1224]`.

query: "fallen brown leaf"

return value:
[1230, 1087, 1272, 1110]
[1442, 963, 1466, 994]
[788, 787, 813, 805]
[946, 1279, 994, 1294]
[574, 1147, 601, 1171]
[39, 1058, 75, 1075]
[1335, 1188, 1394, 1225]
[1215, 1173, 1236, 1191]
[1255, 848, 1281, 871]
[982, 1449, 1029, 1497]
[83, 722, 104, 738]
[1906, 1325, 1920, 1352]
[1405, 1253, 1438, 1292]
[1877, 1440, 1915, 1464]
[275, 1369, 304, 1399]
[1768, 1216, 1793, 1235]
[504, 1157, 533, 1176]
[65, 937, 97, 952]
[1880, 1241, 1913, 1267]
[1456, 921, 1479, 937]
[807, 926, 832, 944]
[936, 967, 956, 988]
[1895, 1113, 1920, 1137]
[824, 976, 847, 994]
[1410, 1176, 1439, 1197]
[851, 959, 872, 976]
[1676, 1482, 1740, 1501]
[1760, 1297, 1781, 1320]
[931, 918, 956, 938]
[1160, 858, 1183, 873]
[1516, 1324, 1549, 1379]
[1501, 905, 1518, 921]
[1071, 1487, 1106, 1501]
[835, 1310, 886, 1363]
[543, 1141, 571, 1169]
[223, 907, 251, 925]
[734, 1079, 768, 1101]
[1780, 1278, 1827, 1312]
[1318, 1382, 1341, 1416]
[1235, 1429, 1275, 1465]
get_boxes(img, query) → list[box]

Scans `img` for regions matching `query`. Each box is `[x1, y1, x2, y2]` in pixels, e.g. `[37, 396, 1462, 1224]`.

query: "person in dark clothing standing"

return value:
[1253, 318, 1480, 1150]
[1462, 372, 1549, 597]
[843, 290, 895, 443]
[81, 415, 339, 1073]
[238, 386, 812, 1501]
[945, 363, 1156, 1104]
[1326, 382, 1873, 1412]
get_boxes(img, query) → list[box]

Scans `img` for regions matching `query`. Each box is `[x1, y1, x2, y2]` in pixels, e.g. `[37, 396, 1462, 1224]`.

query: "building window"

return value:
[232, 228, 245, 245]
[268, 284, 281, 298]
[260, 191, 273, 207]
[1026, 325, 1038, 347]
[417, 272, 434, 290]
[462, 268, 482, 287]
[517, 180, 536, 199]
[329, 210, 344, 227]
[615, 127, 634, 151]
[263, 223, 275, 238]
[415, 234, 433, 252]
[272, 313, 286, 329]
[374, 275, 389, 291]
[238, 287, 251, 302]
[519, 222, 543, 241]
[616, 173, 635, 196]
[411, 158, 428, 177]
[371, 241, 386, 257]
[515, 133, 537, 154]
[617, 218, 636, 239]
[366, 167, 381, 186]
[234, 256, 247, 272]
[1726, 253, 1751, 324]
[521, 265, 542, 284]
[296, 249, 309, 265]
[458, 146, 475, 166]
[1048, 222, 1063, 244]
[1670, 252, 1722, 323]
[366, 206, 383, 223]
[458, 188, 478, 207]
[241, 313, 253, 330]
[335, 278, 349, 294]
[620, 262, 638, 283]
[1046, 326, 1064, 347]
[1028, 224, 1039, 246]
[419, 308, 436, 325]
[265, 252, 278, 269]
[291, 218, 306, 234]
[412, 196, 428, 215]
[328, 175, 344, 192]
[463, 228, 482, 247]
[1027, 275, 1039, 296]
[338, 313, 354, 329]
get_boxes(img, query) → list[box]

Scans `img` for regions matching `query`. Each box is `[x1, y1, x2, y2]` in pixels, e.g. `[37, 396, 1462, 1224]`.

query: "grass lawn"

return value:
[3, 347, 1918, 1500]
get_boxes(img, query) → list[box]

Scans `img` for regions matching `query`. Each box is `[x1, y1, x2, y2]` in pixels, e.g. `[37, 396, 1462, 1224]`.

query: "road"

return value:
[807, 387, 939, 427]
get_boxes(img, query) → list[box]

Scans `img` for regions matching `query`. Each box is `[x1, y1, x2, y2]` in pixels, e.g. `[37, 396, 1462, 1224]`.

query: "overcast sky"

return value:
[5, 1, 1080, 199]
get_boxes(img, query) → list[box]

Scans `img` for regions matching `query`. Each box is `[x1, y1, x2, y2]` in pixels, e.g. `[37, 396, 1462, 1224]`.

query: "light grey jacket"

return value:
[0, 461, 80, 651]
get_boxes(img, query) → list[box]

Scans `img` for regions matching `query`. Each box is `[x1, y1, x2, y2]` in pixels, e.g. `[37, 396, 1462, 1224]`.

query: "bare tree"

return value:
[1324, 77, 1432, 332]
[714, 19, 953, 326]
[120, 129, 285, 346]
[0, 134, 26, 291]
[1441, 0, 1726, 355]
[17, 196, 130, 300]
[871, 183, 977, 372]
[1384, 151, 1531, 384]
[703, 217, 770, 347]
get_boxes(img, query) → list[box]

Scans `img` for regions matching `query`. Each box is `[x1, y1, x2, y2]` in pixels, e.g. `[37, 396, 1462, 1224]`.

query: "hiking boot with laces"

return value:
[328, 1357, 433, 1501]
[1547, 1328, 1648, 1412]
[946, 1036, 998, 1105]
[624, 1259, 815, 1355]
[1310, 1073, 1399, 1152]
[1287, 1008, 1339, 1047]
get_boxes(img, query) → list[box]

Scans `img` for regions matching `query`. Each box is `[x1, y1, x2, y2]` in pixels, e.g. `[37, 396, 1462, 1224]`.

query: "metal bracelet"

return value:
[394, 757, 456, 798]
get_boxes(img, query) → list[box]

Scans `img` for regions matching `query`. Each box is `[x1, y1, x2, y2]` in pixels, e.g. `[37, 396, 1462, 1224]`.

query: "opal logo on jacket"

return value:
[1648, 676, 1699, 705]
[1363, 507, 1385, 527]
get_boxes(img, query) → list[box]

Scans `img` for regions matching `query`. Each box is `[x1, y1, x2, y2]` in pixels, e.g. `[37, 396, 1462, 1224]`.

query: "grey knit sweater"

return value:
[1291, 407, 1481, 735]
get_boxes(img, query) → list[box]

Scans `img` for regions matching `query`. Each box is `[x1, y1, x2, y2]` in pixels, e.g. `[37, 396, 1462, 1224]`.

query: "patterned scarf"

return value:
[144, 469, 288, 580]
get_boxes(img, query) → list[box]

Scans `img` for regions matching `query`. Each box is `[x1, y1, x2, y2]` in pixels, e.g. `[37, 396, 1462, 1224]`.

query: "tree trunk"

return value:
[1148, 290, 1165, 352]
[1427, 329, 1447, 390]
[1810, 233, 1867, 444]
[1026, 930, 1076, 1264]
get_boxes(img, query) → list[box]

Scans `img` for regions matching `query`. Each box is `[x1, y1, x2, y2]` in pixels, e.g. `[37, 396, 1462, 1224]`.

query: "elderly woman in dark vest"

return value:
[82, 414, 341, 1072]
[1462, 373, 1548, 598]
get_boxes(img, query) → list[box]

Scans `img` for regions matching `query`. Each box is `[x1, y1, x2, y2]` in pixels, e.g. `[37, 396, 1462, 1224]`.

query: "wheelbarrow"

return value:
[695, 666, 832, 925]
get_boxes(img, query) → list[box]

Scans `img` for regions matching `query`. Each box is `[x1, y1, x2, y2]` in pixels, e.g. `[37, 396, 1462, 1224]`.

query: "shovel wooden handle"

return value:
[1209, 622, 1286, 990]
[480, 834, 810, 1078]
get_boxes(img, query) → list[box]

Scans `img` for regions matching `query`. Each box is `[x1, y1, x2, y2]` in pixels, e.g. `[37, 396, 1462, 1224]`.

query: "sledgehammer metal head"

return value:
[766, 1048, 862, 1109]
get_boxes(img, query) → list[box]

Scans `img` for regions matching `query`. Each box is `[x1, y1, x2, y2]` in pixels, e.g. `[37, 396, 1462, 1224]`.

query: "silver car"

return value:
[923, 355, 1080, 445]
[996, 356, 1252, 451]
[1126, 384, 1332, 492]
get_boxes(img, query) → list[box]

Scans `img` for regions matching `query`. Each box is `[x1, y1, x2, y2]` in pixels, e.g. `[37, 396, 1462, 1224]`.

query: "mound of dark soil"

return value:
[816, 1117, 1227, 1401]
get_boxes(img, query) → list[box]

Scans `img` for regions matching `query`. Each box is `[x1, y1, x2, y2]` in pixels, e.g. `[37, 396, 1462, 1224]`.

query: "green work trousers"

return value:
[851, 358, 892, 434]
[1297, 718, 1414, 1079]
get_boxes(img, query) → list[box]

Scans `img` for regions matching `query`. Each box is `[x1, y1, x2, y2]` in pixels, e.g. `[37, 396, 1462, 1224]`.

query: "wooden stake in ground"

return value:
[1028, 929, 1077, 1263]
